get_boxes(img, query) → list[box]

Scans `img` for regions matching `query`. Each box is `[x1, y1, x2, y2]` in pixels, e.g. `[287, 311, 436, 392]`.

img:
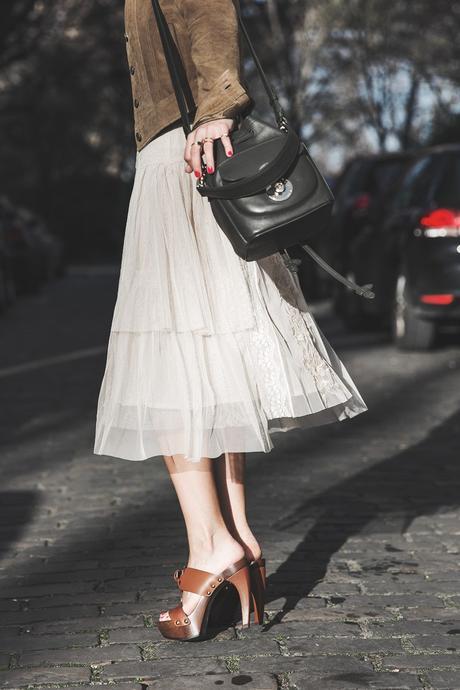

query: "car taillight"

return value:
[419, 208, 460, 237]
[353, 193, 371, 211]
[420, 294, 455, 305]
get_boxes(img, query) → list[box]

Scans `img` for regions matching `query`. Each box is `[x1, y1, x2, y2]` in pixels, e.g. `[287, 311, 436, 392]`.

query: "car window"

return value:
[367, 160, 407, 196]
[391, 156, 436, 209]
[434, 154, 460, 208]
[337, 158, 407, 202]
[336, 160, 372, 199]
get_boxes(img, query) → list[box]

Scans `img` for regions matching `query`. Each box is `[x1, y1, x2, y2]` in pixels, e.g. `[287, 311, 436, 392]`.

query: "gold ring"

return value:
[191, 140, 203, 147]
[202, 137, 214, 143]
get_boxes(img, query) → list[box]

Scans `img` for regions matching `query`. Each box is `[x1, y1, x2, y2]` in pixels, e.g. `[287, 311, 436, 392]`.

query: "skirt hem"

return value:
[93, 395, 367, 462]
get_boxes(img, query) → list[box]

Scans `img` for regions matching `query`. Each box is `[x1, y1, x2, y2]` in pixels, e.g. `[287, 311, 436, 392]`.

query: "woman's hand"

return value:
[184, 117, 235, 178]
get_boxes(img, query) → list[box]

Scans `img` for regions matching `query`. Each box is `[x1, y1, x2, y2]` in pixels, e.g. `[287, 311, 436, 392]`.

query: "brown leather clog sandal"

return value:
[157, 557, 251, 641]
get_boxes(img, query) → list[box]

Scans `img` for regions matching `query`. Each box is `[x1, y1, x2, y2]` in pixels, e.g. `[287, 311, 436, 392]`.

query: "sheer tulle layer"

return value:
[109, 130, 256, 335]
[93, 127, 367, 461]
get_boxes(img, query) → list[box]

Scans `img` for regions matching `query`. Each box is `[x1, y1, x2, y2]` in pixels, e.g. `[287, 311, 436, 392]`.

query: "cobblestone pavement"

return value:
[0, 266, 460, 690]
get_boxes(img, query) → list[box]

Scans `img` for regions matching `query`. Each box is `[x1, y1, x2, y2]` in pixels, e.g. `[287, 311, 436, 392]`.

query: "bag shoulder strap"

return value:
[234, 2, 285, 126]
[151, 0, 194, 135]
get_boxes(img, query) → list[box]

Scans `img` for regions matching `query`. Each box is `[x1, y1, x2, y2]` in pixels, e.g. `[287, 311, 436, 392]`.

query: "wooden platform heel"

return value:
[227, 555, 266, 626]
[249, 556, 266, 625]
[157, 557, 251, 641]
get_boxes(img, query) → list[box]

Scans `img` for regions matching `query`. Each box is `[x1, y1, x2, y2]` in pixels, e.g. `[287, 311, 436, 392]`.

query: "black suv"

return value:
[331, 153, 413, 268]
[330, 153, 414, 311]
[335, 144, 460, 350]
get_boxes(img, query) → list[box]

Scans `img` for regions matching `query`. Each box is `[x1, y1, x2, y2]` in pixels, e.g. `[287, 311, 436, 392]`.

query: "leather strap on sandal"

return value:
[166, 604, 191, 627]
[176, 566, 225, 598]
[172, 557, 248, 595]
[159, 557, 250, 640]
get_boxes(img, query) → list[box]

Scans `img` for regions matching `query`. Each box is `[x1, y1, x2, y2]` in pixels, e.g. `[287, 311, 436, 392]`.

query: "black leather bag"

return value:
[151, 0, 374, 297]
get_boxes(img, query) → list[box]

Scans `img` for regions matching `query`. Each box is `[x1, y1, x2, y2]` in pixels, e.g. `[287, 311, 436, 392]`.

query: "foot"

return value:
[159, 535, 245, 621]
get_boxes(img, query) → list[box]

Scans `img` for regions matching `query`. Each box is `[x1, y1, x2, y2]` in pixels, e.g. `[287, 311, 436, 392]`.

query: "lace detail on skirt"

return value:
[288, 306, 350, 404]
[245, 324, 293, 420]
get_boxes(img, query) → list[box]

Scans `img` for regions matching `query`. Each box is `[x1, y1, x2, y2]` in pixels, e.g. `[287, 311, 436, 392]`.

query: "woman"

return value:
[94, 0, 367, 641]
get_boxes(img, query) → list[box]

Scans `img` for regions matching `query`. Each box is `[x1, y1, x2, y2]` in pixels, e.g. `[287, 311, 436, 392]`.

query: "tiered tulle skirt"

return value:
[93, 126, 367, 462]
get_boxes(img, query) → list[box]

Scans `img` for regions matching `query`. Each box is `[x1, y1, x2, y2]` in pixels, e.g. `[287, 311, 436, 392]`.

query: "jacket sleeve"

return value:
[179, 0, 253, 129]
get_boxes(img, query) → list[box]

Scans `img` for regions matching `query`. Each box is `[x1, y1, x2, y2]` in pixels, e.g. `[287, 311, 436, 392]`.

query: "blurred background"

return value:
[0, 0, 460, 350]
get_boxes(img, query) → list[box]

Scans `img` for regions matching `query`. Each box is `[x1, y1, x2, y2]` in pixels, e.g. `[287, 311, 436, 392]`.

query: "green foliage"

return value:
[223, 654, 241, 672]
[139, 640, 158, 661]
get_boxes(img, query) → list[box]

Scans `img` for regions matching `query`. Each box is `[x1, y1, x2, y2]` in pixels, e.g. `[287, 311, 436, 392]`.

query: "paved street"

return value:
[0, 266, 460, 690]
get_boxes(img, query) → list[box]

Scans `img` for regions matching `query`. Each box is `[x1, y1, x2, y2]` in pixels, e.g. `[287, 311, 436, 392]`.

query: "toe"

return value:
[159, 611, 171, 622]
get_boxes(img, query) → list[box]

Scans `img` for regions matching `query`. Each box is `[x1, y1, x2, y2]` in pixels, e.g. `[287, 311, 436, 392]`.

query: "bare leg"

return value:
[214, 452, 261, 562]
[160, 453, 245, 619]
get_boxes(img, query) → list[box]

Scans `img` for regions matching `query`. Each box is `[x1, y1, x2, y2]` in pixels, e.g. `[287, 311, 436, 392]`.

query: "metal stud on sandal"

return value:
[157, 557, 251, 641]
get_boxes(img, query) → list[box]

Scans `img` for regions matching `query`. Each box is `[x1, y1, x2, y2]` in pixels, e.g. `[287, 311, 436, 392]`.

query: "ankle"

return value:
[188, 528, 244, 564]
[229, 524, 262, 562]
[240, 539, 262, 563]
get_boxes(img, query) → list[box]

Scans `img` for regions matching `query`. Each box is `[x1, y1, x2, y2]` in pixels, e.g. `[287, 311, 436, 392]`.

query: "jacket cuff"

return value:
[191, 69, 252, 130]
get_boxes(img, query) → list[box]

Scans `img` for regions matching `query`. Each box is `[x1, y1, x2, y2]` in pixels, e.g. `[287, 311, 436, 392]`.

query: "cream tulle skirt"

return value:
[93, 126, 367, 462]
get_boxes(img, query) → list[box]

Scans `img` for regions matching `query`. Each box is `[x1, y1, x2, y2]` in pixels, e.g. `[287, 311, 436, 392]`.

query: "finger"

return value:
[184, 133, 194, 171]
[191, 139, 203, 177]
[220, 133, 233, 157]
[203, 140, 215, 173]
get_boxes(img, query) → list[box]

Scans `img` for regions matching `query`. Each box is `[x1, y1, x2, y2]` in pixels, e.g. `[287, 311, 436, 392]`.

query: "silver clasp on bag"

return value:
[266, 178, 293, 202]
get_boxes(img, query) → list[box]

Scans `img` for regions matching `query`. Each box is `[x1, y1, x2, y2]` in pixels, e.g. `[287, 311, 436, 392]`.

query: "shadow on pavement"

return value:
[0, 491, 41, 561]
[263, 406, 460, 631]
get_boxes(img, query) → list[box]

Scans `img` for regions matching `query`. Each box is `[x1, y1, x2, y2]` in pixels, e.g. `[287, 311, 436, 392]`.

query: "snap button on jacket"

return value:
[124, 0, 253, 151]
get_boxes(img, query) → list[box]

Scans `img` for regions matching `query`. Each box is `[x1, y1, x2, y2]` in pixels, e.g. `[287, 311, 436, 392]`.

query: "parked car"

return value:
[330, 152, 415, 321]
[335, 144, 460, 350]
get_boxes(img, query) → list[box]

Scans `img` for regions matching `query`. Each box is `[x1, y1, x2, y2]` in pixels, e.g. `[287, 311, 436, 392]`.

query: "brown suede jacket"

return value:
[124, 0, 253, 151]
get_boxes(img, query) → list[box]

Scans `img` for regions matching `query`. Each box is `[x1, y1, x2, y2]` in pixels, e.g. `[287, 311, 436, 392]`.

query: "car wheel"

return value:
[392, 273, 436, 350]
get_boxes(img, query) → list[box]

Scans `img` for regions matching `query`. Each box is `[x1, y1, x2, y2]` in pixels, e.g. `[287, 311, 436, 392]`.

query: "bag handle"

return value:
[295, 246, 375, 299]
[150, 0, 288, 136]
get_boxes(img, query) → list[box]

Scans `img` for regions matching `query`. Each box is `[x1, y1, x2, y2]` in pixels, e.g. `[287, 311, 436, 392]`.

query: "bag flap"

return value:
[218, 137, 286, 182]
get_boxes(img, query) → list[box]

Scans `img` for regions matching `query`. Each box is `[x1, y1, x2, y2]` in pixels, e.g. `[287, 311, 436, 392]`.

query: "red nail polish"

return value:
[227, 150, 233, 156]
[194, 170, 201, 178]
[207, 166, 214, 174]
